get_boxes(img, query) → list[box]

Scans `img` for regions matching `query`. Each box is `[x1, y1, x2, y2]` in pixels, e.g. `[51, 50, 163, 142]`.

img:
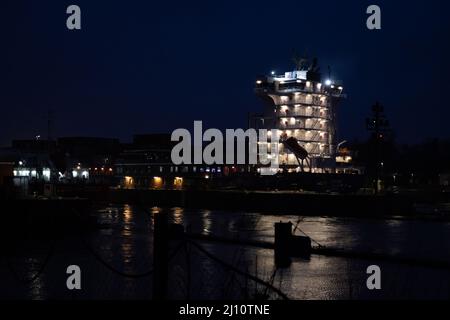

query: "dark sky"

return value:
[1, 0, 450, 146]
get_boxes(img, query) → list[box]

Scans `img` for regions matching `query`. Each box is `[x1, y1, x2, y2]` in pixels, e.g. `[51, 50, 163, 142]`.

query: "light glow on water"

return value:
[3, 205, 450, 300]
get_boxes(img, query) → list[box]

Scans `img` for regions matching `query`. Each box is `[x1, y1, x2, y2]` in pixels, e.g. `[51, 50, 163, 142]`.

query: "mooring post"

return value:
[153, 211, 169, 300]
[274, 221, 293, 268]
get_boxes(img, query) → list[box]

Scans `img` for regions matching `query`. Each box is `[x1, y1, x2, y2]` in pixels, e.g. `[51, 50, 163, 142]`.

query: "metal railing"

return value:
[277, 110, 330, 120]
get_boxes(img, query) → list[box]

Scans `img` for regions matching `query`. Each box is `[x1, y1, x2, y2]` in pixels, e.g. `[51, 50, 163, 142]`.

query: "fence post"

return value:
[153, 211, 169, 300]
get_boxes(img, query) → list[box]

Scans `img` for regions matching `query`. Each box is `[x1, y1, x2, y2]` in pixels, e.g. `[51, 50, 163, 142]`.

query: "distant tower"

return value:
[254, 58, 345, 173]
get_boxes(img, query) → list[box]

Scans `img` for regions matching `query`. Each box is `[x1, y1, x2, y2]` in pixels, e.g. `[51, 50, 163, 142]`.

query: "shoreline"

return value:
[99, 189, 450, 219]
[3, 188, 450, 221]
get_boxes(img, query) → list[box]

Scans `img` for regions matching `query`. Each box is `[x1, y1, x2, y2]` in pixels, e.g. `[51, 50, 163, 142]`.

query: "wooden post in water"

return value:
[274, 222, 292, 268]
[153, 211, 169, 300]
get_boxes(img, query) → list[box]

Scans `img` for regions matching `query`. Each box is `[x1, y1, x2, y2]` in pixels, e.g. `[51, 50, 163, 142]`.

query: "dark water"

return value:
[2, 205, 450, 300]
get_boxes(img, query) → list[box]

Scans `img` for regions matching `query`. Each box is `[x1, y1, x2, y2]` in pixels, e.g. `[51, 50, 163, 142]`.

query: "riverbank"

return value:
[101, 189, 450, 219]
[0, 197, 93, 242]
[4, 188, 449, 220]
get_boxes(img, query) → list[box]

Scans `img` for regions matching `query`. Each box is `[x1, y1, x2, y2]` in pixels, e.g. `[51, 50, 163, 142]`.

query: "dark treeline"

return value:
[350, 136, 450, 188]
[344, 102, 450, 190]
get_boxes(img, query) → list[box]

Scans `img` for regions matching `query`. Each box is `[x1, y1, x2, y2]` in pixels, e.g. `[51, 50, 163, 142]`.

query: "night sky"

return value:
[1, 0, 450, 146]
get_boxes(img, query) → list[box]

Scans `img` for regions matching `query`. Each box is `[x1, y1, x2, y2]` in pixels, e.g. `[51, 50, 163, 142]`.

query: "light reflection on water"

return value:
[201, 210, 212, 235]
[2, 205, 450, 300]
[172, 207, 184, 225]
[28, 258, 47, 301]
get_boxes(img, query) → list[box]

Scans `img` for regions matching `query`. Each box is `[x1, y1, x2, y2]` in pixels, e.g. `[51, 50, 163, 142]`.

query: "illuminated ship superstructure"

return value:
[254, 58, 346, 173]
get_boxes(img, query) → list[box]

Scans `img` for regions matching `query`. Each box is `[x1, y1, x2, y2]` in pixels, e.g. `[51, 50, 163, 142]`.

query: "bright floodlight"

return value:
[325, 79, 332, 86]
[271, 71, 275, 75]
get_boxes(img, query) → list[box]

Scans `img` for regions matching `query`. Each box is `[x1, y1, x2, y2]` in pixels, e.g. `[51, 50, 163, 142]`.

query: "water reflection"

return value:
[201, 210, 212, 235]
[171, 208, 450, 299]
[121, 204, 136, 275]
[27, 258, 47, 301]
[3, 204, 450, 299]
[171, 207, 184, 225]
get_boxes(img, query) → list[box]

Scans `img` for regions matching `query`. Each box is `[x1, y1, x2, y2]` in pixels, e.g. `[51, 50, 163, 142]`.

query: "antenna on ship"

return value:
[47, 108, 53, 143]
[291, 49, 309, 71]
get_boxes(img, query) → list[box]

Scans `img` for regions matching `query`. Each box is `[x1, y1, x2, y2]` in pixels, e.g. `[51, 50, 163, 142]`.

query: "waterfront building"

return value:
[114, 134, 253, 189]
[6, 140, 56, 182]
[115, 134, 176, 189]
[2, 137, 119, 187]
[57, 137, 120, 184]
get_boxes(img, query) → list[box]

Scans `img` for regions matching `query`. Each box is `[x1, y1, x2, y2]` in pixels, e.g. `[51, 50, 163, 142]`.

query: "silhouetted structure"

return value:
[366, 102, 391, 193]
